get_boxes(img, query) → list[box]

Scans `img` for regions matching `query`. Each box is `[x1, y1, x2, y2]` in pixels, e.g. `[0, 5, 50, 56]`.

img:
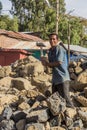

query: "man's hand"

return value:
[41, 56, 48, 66]
[41, 56, 62, 68]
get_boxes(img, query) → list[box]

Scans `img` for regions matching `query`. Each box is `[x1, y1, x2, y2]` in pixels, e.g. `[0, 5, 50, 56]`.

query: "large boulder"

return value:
[31, 74, 52, 93]
[11, 77, 35, 91]
[0, 77, 13, 93]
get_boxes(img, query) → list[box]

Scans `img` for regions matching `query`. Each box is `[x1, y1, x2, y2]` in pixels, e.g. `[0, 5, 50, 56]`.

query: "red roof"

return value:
[0, 48, 31, 54]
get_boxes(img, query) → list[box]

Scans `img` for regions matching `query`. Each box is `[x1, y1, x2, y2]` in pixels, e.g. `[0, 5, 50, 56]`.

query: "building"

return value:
[0, 29, 44, 66]
[0, 29, 87, 66]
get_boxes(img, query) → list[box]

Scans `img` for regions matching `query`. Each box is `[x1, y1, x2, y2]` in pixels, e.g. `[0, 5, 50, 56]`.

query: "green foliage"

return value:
[9, 0, 62, 33]
[7, 16, 18, 31]
[0, 15, 18, 31]
[58, 16, 68, 43]
[0, 0, 87, 47]
[0, 21, 7, 29]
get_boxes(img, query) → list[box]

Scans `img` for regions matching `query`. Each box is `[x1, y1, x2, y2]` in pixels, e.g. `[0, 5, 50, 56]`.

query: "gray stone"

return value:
[81, 61, 87, 70]
[78, 110, 87, 122]
[49, 114, 63, 127]
[16, 119, 26, 130]
[26, 108, 50, 123]
[0, 120, 16, 130]
[11, 77, 33, 90]
[25, 123, 45, 130]
[65, 116, 73, 127]
[2, 106, 12, 120]
[68, 119, 83, 130]
[12, 110, 27, 122]
[47, 92, 66, 116]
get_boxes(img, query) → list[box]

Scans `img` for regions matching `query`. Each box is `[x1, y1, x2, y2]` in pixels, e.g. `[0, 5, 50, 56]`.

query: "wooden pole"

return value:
[56, 0, 59, 34]
[68, 19, 70, 64]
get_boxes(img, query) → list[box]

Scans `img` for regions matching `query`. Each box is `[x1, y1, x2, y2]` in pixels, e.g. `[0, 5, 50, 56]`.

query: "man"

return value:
[41, 32, 74, 108]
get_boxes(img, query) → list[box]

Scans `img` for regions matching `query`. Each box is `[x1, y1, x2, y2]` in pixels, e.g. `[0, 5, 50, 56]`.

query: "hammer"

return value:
[36, 42, 46, 56]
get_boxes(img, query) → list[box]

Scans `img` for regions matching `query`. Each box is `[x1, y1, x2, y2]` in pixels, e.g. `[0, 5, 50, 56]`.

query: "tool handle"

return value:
[40, 47, 43, 56]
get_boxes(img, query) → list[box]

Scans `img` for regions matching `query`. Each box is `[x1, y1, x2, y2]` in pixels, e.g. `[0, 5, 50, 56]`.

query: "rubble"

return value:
[0, 55, 87, 130]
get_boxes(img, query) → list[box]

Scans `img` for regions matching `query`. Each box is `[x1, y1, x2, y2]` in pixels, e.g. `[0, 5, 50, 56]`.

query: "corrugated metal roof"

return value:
[64, 44, 87, 53]
[0, 29, 44, 49]
[0, 30, 86, 53]
[0, 29, 43, 42]
[10, 41, 50, 50]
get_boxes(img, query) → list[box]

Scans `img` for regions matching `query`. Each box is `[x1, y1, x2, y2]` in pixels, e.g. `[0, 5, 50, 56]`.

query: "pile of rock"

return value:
[0, 56, 87, 130]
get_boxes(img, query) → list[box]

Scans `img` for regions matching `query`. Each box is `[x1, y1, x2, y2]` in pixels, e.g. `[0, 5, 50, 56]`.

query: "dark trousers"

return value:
[52, 81, 74, 107]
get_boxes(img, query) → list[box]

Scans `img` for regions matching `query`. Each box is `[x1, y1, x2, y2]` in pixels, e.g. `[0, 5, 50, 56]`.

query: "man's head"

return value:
[48, 32, 58, 47]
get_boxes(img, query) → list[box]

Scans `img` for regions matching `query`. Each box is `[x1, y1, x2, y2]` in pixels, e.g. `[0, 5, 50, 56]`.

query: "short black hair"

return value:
[48, 32, 58, 39]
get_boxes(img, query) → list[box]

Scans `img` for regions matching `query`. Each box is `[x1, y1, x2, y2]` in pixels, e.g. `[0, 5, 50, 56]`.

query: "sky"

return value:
[65, 0, 87, 19]
[0, 0, 87, 19]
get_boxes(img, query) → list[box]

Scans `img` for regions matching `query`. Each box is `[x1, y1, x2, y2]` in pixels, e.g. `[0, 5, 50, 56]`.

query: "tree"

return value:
[0, 1, 2, 15]
[5, 0, 87, 46]
[9, 0, 66, 34]
[0, 15, 18, 31]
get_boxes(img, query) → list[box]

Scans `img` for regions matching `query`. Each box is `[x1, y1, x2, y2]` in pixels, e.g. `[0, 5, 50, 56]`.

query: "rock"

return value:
[18, 102, 30, 111]
[50, 126, 66, 130]
[74, 66, 83, 75]
[0, 94, 18, 106]
[68, 119, 83, 130]
[69, 61, 77, 68]
[78, 110, 87, 122]
[0, 77, 12, 91]
[0, 120, 16, 130]
[0, 106, 4, 115]
[79, 107, 87, 112]
[11, 77, 33, 90]
[65, 116, 73, 127]
[80, 61, 87, 70]
[32, 74, 51, 93]
[40, 100, 48, 107]
[27, 90, 39, 98]
[70, 73, 77, 80]
[77, 70, 87, 84]
[0, 67, 5, 78]
[30, 101, 40, 110]
[0, 66, 12, 78]
[23, 62, 44, 77]
[70, 81, 87, 91]
[84, 87, 87, 98]
[45, 121, 50, 130]
[0, 55, 86, 129]
[12, 110, 27, 122]
[26, 108, 50, 123]
[16, 119, 26, 130]
[23, 55, 39, 63]
[47, 92, 66, 116]
[49, 114, 63, 127]
[25, 123, 45, 130]
[4, 66, 12, 76]
[65, 108, 77, 119]
[69, 68, 74, 73]
[75, 95, 87, 107]
[2, 105, 13, 120]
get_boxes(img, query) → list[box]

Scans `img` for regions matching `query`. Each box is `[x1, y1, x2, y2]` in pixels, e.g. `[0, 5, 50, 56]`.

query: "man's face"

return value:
[49, 35, 58, 47]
